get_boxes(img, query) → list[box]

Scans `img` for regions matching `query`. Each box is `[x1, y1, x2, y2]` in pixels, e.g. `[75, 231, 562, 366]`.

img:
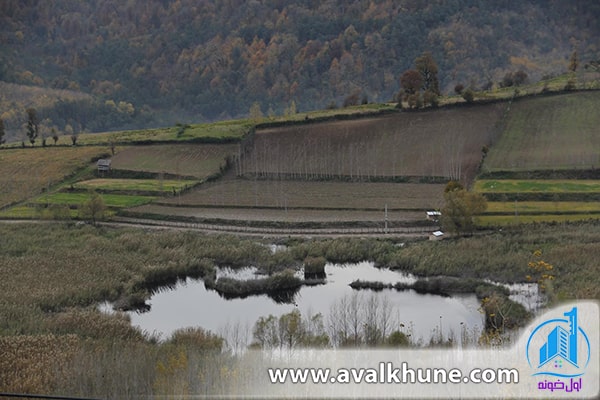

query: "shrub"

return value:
[213, 270, 302, 298]
[423, 90, 439, 107]
[462, 88, 475, 103]
[49, 204, 72, 220]
[387, 330, 410, 347]
[78, 191, 106, 225]
[168, 327, 224, 351]
[480, 293, 530, 331]
[304, 256, 326, 278]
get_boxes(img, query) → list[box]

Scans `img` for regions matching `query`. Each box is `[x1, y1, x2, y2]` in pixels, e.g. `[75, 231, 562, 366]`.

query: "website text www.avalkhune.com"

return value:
[268, 362, 519, 385]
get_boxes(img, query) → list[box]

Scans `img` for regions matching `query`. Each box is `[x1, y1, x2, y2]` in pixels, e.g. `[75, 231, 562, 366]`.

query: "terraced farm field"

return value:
[74, 179, 198, 194]
[241, 103, 507, 183]
[157, 180, 445, 210]
[129, 205, 425, 225]
[483, 91, 600, 172]
[0, 147, 109, 209]
[3, 91, 598, 230]
[131, 179, 444, 226]
[485, 201, 600, 213]
[110, 144, 238, 178]
[475, 179, 600, 193]
[475, 179, 600, 225]
[31, 192, 156, 208]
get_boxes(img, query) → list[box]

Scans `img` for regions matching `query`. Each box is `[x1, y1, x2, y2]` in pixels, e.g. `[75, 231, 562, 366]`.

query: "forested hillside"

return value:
[1, 0, 599, 138]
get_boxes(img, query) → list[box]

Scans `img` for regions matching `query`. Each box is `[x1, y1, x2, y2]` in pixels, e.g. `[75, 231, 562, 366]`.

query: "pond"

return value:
[114, 262, 486, 345]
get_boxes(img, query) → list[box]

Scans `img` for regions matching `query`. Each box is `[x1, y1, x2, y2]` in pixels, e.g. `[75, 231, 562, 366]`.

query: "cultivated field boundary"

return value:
[0, 218, 436, 239]
[110, 216, 436, 238]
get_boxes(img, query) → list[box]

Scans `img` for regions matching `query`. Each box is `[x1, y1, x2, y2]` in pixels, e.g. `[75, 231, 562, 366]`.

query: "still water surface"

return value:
[124, 262, 485, 344]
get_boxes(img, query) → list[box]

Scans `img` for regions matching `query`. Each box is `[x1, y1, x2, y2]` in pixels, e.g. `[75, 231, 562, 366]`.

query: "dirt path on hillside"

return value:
[108, 217, 435, 238]
[0, 218, 435, 239]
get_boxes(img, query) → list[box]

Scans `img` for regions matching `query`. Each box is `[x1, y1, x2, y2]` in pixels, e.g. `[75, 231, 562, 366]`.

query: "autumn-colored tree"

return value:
[526, 250, 555, 302]
[415, 51, 440, 95]
[406, 93, 422, 109]
[400, 69, 423, 96]
[423, 89, 439, 107]
[251, 310, 329, 349]
[441, 182, 487, 235]
[444, 180, 464, 192]
[79, 191, 106, 225]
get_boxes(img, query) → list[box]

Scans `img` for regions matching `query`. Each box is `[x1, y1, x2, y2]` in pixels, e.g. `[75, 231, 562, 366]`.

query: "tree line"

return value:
[1, 0, 598, 131]
[249, 293, 413, 350]
[0, 107, 84, 147]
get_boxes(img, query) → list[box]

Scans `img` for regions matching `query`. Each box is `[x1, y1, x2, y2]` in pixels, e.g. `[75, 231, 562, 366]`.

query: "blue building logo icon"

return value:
[526, 307, 591, 378]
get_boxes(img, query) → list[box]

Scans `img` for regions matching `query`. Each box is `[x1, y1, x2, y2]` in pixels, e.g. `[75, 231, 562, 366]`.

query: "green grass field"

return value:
[475, 180, 600, 193]
[474, 73, 579, 101]
[483, 91, 600, 172]
[46, 120, 252, 146]
[474, 179, 600, 225]
[478, 214, 600, 225]
[31, 192, 155, 208]
[485, 201, 600, 214]
[74, 178, 198, 194]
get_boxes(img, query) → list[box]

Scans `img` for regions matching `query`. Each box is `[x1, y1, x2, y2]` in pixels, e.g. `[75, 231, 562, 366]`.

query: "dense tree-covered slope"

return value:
[0, 0, 599, 136]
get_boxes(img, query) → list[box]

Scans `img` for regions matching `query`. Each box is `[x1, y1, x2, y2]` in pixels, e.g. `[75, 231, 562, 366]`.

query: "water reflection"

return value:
[500, 282, 543, 311]
[121, 262, 484, 344]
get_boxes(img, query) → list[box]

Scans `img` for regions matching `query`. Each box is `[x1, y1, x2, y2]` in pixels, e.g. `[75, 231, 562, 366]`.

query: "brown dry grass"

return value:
[110, 144, 238, 178]
[0, 147, 109, 208]
[0, 334, 80, 393]
[130, 204, 425, 223]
